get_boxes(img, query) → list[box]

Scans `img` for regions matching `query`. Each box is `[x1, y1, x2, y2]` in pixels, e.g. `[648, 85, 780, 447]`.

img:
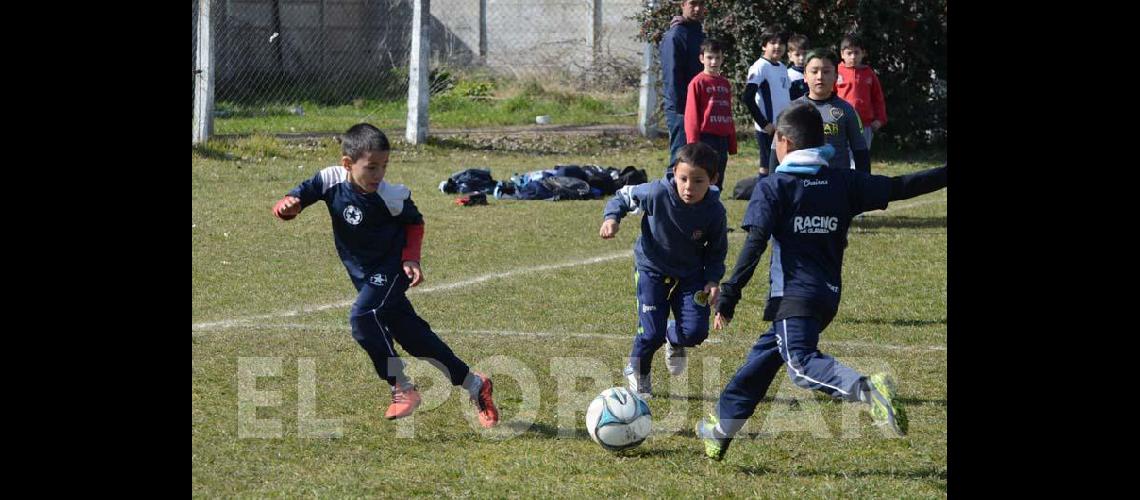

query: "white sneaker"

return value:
[665, 319, 687, 375]
[623, 364, 652, 399]
[665, 342, 687, 375]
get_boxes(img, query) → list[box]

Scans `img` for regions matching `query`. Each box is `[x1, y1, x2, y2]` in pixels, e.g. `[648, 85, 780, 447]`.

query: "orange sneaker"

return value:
[384, 383, 421, 420]
[471, 372, 499, 428]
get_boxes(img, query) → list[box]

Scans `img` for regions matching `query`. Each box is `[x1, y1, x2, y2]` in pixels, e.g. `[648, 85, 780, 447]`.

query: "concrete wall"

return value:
[431, 0, 645, 76]
[194, 0, 646, 100]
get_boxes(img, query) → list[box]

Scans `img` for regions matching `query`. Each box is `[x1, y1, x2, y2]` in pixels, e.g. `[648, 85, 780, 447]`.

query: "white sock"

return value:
[857, 378, 873, 404]
[462, 373, 483, 399]
[714, 423, 729, 438]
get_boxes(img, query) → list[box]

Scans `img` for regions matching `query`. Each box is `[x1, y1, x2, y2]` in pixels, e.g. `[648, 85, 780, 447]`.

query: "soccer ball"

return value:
[585, 387, 652, 451]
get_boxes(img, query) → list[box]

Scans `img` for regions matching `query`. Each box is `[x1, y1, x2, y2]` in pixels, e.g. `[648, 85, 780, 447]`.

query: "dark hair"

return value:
[700, 38, 727, 55]
[839, 33, 864, 52]
[775, 102, 825, 150]
[759, 28, 786, 47]
[804, 48, 838, 68]
[787, 34, 809, 51]
[339, 123, 390, 161]
[674, 142, 720, 179]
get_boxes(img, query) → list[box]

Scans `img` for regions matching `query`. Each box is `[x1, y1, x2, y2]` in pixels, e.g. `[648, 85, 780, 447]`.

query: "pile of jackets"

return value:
[439, 165, 648, 202]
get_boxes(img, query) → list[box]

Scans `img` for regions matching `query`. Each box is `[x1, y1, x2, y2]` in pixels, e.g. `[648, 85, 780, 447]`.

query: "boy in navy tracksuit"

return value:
[600, 142, 729, 400]
[272, 123, 499, 428]
[694, 103, 947, 460]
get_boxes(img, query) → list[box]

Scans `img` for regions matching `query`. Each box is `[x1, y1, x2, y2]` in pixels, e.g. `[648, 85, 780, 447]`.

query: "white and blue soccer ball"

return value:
[585, 387, 652, 451]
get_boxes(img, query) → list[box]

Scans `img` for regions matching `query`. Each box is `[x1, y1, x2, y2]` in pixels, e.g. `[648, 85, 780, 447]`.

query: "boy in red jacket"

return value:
[685, 38, 738, 189]
[835, 33, 886, 173]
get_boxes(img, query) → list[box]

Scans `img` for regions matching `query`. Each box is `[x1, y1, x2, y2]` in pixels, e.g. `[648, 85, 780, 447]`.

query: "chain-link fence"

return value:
[193, 0, 650, 139]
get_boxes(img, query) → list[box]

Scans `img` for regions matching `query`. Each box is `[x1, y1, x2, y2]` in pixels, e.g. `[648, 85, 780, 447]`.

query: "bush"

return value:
[452, 79, 496, 100]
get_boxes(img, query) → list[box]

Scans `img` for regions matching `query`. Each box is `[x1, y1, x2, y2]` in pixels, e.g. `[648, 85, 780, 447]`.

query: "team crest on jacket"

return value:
[343, 205, 363, 225]
[829, 107, 844, 120]
[369, 273, 388, 287]
[691, 229, 704, 240]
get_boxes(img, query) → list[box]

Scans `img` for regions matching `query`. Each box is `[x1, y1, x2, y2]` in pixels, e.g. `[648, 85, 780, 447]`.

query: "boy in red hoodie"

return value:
[835, 33, 886, 173]
[685, 38, 738, 189]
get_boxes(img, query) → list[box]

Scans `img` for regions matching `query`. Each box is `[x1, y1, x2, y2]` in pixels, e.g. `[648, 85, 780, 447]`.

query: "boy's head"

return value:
[839, 33, 866, 68]
[786, 34, 809, 67]
[773, 102, 825, 163]
[338, 123, 391, 194]
[680, 0, 706, 23]
[759, 28, 786, 61]
[803, 48, 838, 99]
[672, 142, 719, 205]
[699, 38, 727, 75]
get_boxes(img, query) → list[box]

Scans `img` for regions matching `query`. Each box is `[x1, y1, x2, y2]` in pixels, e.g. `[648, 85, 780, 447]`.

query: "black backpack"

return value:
[553, 165, 590, 182]
[580, 165, 621, 195]
[440, 168, 496, 194]
[542, 176, 592, 201]
[732, 175, 761, 200]
[617, 166, 648, 188]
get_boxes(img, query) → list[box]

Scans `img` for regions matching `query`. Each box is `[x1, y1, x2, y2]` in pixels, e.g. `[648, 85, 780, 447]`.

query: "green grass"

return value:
[209, 79, 639, 136]
[193, 132, 946, 497]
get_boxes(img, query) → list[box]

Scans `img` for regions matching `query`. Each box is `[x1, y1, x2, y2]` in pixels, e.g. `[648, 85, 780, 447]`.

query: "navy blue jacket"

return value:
[603, 174, 728, 284]
[288, 167, 424, 286]
[660, 19, 705, 114]
[718, 146, 891, 322]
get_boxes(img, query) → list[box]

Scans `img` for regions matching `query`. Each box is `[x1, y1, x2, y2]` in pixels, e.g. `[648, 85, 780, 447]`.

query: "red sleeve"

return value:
[684, 77, 702, 144]
[835, 66, 852, 101]
[402, 223, 424, 263]
[871, 71, 887, 124]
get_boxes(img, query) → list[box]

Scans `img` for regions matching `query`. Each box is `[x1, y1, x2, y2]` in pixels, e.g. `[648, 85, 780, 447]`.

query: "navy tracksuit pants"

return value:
[348, 268, 470, 388]
[666, 111, 688, 165]
[714, 315, 866, 437]
[629, 268, 711, 375]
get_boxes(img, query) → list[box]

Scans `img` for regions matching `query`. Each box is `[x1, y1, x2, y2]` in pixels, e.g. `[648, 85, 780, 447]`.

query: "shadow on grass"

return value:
[841, 317, 946, 327]
[503, 420, 570, 439]
[660, 393, 720, 404]
[615, 446, 688, 459]
[898, 397, 946, 406]
[193, 143, 234, 162]
[735, 464, 946, 482]
[657, 394, 945, 406]
[852, 215, 946, 230]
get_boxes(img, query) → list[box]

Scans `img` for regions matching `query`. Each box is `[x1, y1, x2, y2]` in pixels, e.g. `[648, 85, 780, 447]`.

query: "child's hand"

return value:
[704, 282, 719, 309]
[714, 312, 731, 330]
[870, 120, 882, 132]
[762, 123, 776, 135]
[273, 196, 302, 220]
[403, 260, 424, 287]
[600, 219, 620, 239]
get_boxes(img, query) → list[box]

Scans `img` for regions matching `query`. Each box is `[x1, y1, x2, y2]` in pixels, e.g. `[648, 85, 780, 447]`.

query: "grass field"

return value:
[209, 79, 640, 136]
[193, 131, 947, 497]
